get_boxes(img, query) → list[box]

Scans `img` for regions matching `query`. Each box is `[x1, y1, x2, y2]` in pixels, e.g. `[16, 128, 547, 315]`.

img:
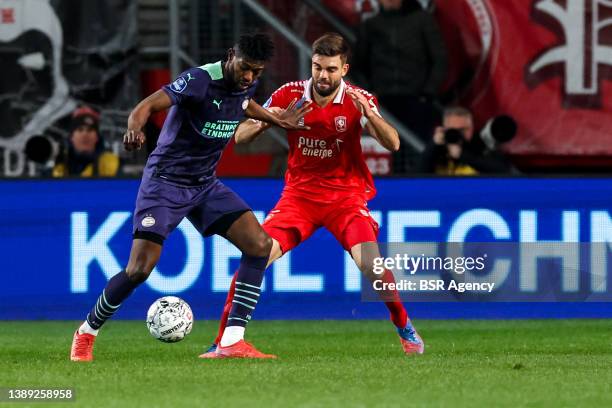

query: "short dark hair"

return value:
[443, 106, 473, 119]
[235, 32, 275, 62]
[312, 32, 351, 63]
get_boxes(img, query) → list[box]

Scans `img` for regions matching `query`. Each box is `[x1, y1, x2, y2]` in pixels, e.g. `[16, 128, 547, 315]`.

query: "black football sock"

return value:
[85, 270, 140, 330]
[226, 254, 267, 328]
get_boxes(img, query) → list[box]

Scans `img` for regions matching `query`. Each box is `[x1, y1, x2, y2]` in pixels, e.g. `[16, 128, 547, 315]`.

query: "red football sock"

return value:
[214, 271, 238, 345]
[380, 269, 408, 328]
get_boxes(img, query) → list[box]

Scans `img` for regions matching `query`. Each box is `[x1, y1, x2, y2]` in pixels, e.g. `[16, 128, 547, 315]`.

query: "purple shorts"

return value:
[132, 174, 251, 243]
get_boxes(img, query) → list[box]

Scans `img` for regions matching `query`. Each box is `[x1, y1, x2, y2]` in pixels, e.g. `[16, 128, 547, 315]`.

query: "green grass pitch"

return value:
[0, 320, 610, 407]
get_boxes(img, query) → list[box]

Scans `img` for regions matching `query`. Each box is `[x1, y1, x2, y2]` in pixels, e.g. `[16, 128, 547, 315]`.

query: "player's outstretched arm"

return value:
[245, 99, 311, 131]
[124, 90, 173, 151]
[347, 88, 400, 152]
[234, 119, 271, 145]
[235, 107, 287, 144]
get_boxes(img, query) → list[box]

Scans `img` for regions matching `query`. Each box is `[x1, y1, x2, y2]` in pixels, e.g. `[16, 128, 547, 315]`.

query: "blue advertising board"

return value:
[0, 177, 610, 320]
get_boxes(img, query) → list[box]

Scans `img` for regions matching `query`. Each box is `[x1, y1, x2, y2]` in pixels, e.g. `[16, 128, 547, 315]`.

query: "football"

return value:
[146, 296, 194, 343]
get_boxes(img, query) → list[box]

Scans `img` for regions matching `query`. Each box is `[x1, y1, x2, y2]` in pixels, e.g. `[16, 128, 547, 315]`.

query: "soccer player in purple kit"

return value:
[70, 33, 311, 361]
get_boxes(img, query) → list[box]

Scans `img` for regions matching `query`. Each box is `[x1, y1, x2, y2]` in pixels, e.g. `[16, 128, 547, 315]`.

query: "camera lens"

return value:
[25, 136, 54, 163]
[443, 128, 463, 144]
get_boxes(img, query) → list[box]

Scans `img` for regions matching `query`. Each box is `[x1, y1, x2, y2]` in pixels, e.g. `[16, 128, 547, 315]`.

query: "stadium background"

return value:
[1, 0, 611, 321]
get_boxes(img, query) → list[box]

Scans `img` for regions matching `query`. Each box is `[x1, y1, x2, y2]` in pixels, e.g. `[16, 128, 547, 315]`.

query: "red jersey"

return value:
[264, 78, 380, 202]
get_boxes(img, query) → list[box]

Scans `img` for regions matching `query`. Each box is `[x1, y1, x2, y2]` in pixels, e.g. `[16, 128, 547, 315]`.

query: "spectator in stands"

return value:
[354, 0, 448, 173]
[417, 106, 517, 175]
[52, 107, 120, 177]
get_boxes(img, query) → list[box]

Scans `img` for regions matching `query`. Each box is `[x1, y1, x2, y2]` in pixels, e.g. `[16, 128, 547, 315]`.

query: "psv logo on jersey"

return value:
[334, 116, 347, 132]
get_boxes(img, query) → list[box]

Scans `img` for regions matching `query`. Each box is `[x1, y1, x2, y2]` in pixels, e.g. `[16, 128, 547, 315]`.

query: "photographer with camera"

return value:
[416, 106, 517, 175]
[51, 107, 120, 177]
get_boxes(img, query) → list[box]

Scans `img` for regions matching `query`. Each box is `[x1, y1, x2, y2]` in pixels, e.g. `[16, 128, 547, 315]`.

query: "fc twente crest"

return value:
[334, 116, 347, 132]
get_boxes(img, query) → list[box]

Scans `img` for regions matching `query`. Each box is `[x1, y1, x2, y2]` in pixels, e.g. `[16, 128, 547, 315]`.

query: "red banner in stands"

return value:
[329, 0, 612, 157]
[437, 0, 612, 156]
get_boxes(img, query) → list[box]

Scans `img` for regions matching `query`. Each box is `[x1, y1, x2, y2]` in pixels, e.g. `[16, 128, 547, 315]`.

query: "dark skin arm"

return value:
[235, 107, 280, 145]
[245, 99, 311, 131]
[124, 90, 173, 151]
[125, 90, 311, 150]
[236, 99, 312, 144]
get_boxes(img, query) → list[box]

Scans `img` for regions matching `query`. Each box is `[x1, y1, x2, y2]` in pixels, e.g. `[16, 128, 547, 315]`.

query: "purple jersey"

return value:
[145, 61, 257, 186]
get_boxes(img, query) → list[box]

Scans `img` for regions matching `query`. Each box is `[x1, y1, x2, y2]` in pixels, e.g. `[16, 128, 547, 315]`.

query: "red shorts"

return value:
[262, 193, 379, 253]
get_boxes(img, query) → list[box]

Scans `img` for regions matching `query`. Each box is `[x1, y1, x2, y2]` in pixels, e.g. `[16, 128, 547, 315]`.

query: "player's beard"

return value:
[314, 78, 340, 97]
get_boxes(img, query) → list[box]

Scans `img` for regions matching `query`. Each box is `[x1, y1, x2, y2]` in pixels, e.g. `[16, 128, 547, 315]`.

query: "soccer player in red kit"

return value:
[200, 33, 424, 358]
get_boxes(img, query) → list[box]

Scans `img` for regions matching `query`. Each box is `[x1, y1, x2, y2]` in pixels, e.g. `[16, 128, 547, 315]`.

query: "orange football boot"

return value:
[70, 330, 96, 362]
[213, 340, 276, 359]
[398, 322, 425, 355]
